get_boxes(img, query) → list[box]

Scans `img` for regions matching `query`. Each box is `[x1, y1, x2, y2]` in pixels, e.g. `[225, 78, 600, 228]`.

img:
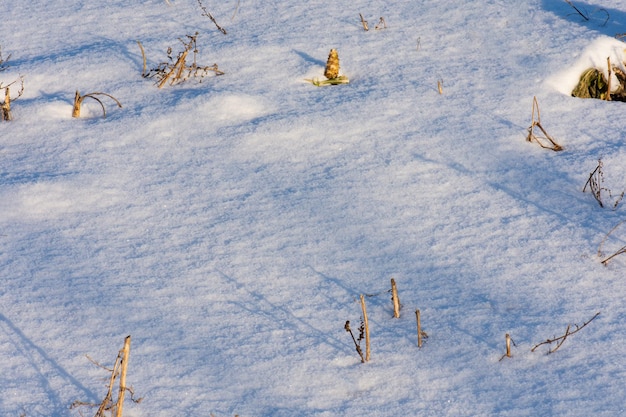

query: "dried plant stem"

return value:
[359, 13, 369, 31]
[374, 17, 387, 30]
[598, 219, 626, 265]
[437, 79, 443, 94]
[2, 87, 11, 121]
[344, 320, 365, 362]
[1, 76, 23, 121]
[531, 312, 600, 354]
[360, 294, 370, 362]
[416, 309, 423, 348]
[197, 0, 227, 34]
[115, 335, 131, 417]
[144, 33, 224, 88]
[526, 96, 563, 151]
[231, 0, 241, 21]
[582, 159, 624, 209]
[72, 91, 122, 118]
[606, 57, 612, 101]
[499, 333, 513, 361]
[137, 40, 147, 77]
[390, 278, 400, 318]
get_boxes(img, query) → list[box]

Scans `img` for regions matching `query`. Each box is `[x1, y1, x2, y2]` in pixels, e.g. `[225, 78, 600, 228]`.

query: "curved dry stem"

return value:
[137, 40, 147, 76]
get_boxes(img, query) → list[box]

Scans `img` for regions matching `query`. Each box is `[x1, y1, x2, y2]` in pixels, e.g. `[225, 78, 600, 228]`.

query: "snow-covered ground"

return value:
[1, 1, 626, 416]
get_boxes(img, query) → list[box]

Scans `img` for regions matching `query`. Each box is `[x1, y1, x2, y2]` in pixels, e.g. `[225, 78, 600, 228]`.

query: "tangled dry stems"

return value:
[582, 159, 624, 209]
[140, 32, 224, 88]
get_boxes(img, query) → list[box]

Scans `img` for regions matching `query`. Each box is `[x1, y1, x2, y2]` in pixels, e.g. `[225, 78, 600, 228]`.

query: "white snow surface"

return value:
[1, 1, 626, 416]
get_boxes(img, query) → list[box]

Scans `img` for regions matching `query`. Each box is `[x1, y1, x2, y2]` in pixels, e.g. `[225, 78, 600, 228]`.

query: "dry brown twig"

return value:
[359, 13, 369, 31]
[374, 17, 387, 30]
[344, 320, 365, 362]
[197, 0, 227, 34]
[526, 96, 563, 151]
[598, 219, 626, 265]
[531, 312, 600, 354]
[139, 33, 224, 88]
[564, 0, 609, 26]
[360, 294, 371, 362]
[582, 159, 624, 209]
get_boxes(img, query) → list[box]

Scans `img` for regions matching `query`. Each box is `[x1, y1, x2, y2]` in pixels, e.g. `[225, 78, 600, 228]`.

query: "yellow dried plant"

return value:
[305, 48, 349, 87]
[324, 49, 340, 79]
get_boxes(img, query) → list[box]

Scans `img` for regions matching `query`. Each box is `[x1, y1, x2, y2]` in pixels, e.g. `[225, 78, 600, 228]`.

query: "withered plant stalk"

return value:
[197, 0, 227, 34]
[526, 96, 563, 151]
[582, 159, 624, 209]
[72, 91, 122, 118]
[499, 333, 514, 361]
[598, 219, 626, 265]
[141, 33, 224, 88]
[531, 312, 600, 354]
[344, 320, 365, 363]
[606, 57, 612, 101]
[115, 335, 131, 417]
[1, 77, 24, 121]
[72, 335, 141, 417]
[416, 309, 423, 348]
[360, 294, 371, 362]
[359, 13, 369, 31]
[2, 87, 11, 121]
[374, 17, 387, 30]
[391, 278, 400, 318]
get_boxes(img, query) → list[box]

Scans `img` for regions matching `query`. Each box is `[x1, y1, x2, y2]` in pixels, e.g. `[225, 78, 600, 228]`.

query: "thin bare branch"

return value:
[531, 312, 600, 354]
[197, 0, 227, 34]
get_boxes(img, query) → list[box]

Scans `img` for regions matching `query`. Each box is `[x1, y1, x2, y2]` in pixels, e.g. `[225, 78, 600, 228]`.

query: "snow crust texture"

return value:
[1, 1, 626, 416]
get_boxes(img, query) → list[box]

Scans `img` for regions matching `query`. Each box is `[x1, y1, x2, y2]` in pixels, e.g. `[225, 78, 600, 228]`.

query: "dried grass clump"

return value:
[139, 32, 224, 88]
